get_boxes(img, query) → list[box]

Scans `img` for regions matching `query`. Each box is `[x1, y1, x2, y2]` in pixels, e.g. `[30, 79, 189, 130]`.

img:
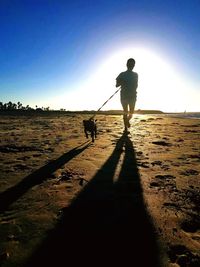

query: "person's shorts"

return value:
[121, 94, 136, 113]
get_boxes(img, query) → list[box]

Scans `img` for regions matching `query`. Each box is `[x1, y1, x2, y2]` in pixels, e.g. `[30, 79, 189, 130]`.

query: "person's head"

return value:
[127, 58, 135, 70]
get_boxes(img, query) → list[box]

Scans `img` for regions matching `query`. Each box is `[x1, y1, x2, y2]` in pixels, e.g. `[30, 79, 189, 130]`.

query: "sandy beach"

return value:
[0, 113, 199, 267]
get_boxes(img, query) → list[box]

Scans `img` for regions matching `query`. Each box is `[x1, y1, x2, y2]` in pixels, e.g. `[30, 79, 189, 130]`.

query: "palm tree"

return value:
[7, 101, 13, 110]
[13, 103, 17, 110]
[3, 103, 7, 110]
[17, 101, 22, 110]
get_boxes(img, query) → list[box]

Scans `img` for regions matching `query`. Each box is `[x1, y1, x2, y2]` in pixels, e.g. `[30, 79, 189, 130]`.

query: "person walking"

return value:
[116, 58, 138, 132]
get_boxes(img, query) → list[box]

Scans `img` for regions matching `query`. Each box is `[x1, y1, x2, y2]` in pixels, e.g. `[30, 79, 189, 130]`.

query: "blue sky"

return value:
[0, 0, 200, 111]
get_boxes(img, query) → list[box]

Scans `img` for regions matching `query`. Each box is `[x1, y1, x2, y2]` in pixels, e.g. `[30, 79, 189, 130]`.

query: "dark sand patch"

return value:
[152, 141, 172, 146]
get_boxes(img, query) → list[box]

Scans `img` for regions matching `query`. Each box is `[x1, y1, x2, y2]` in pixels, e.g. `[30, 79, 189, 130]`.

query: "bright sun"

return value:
[81, 47, 189, 112]
[52, 47, 197, 112]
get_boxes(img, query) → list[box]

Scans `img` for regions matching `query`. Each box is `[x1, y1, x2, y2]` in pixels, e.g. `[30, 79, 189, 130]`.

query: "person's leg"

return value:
[121, 101, 129, 131]
[127, 98, 136, 126]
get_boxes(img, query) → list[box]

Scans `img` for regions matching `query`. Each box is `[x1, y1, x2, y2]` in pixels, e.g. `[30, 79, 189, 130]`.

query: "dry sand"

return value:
[0, 113, 199, 267]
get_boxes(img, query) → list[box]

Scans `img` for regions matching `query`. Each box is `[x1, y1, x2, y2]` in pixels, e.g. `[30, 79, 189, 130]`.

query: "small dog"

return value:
[83, 118, 97, 142]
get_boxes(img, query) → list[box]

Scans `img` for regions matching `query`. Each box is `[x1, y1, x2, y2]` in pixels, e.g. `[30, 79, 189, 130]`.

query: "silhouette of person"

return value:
[116, 58, 138, 132]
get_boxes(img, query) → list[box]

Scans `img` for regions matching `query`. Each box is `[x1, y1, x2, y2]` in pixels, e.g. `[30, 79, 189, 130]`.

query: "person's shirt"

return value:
[116, 70, 138, 98]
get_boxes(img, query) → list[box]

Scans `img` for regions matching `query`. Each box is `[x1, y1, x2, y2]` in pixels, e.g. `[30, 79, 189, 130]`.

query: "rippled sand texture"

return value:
[0, 114, 199, 267]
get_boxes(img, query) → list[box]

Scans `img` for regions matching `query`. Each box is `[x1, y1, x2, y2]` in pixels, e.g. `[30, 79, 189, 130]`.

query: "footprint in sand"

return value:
[58, 171, 73, 181]
[13, 163, 30, 170]
[167, 244, 200, 266]
[155, 174, 175, 179]
[188, 154, 200, 161]
[163, 202, 180, 210]
[184, 129, 198, 133]
[150, 181, 161, 187]
[180, 169, 199, 176]
[152, 140, 172, 146]
[151, 160, 162, 166]
[150, 175, 176, 189]
[180, 218, 199, 233]
[138, 161, 150, 168]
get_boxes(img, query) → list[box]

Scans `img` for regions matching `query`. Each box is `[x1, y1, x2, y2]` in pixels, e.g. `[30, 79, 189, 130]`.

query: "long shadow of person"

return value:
[25, 134, 161, 267]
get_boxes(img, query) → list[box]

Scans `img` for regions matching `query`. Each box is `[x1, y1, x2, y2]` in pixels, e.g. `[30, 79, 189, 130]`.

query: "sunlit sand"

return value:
[0, 113, 199, 266]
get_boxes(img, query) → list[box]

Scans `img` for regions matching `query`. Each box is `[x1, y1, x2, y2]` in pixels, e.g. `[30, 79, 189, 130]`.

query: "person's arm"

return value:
[136, 73, 138, 88]
[116, 79, 121, 87]
[116, 73, 122, 87]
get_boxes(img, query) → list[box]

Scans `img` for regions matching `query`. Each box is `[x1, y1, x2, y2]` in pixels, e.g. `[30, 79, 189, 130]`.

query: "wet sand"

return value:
[0, 113, 199, 266]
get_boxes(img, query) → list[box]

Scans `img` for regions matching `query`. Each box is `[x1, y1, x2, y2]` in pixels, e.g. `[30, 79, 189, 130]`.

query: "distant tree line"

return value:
[0, 101, 50, 111]
[0, 101, 164, 115]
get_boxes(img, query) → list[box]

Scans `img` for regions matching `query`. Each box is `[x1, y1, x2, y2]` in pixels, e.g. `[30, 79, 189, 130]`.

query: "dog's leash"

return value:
[89, 87, 121, 120]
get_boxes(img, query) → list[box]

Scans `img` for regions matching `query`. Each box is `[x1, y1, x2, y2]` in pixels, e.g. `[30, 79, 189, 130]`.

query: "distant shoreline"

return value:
[0, 110, 200, 118]
[0, 109, 164, 116]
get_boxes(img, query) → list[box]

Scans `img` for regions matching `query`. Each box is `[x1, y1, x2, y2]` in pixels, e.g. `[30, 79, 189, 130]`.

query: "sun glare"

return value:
[90, 47, 189, 112]
[52, 47, 198, 112]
